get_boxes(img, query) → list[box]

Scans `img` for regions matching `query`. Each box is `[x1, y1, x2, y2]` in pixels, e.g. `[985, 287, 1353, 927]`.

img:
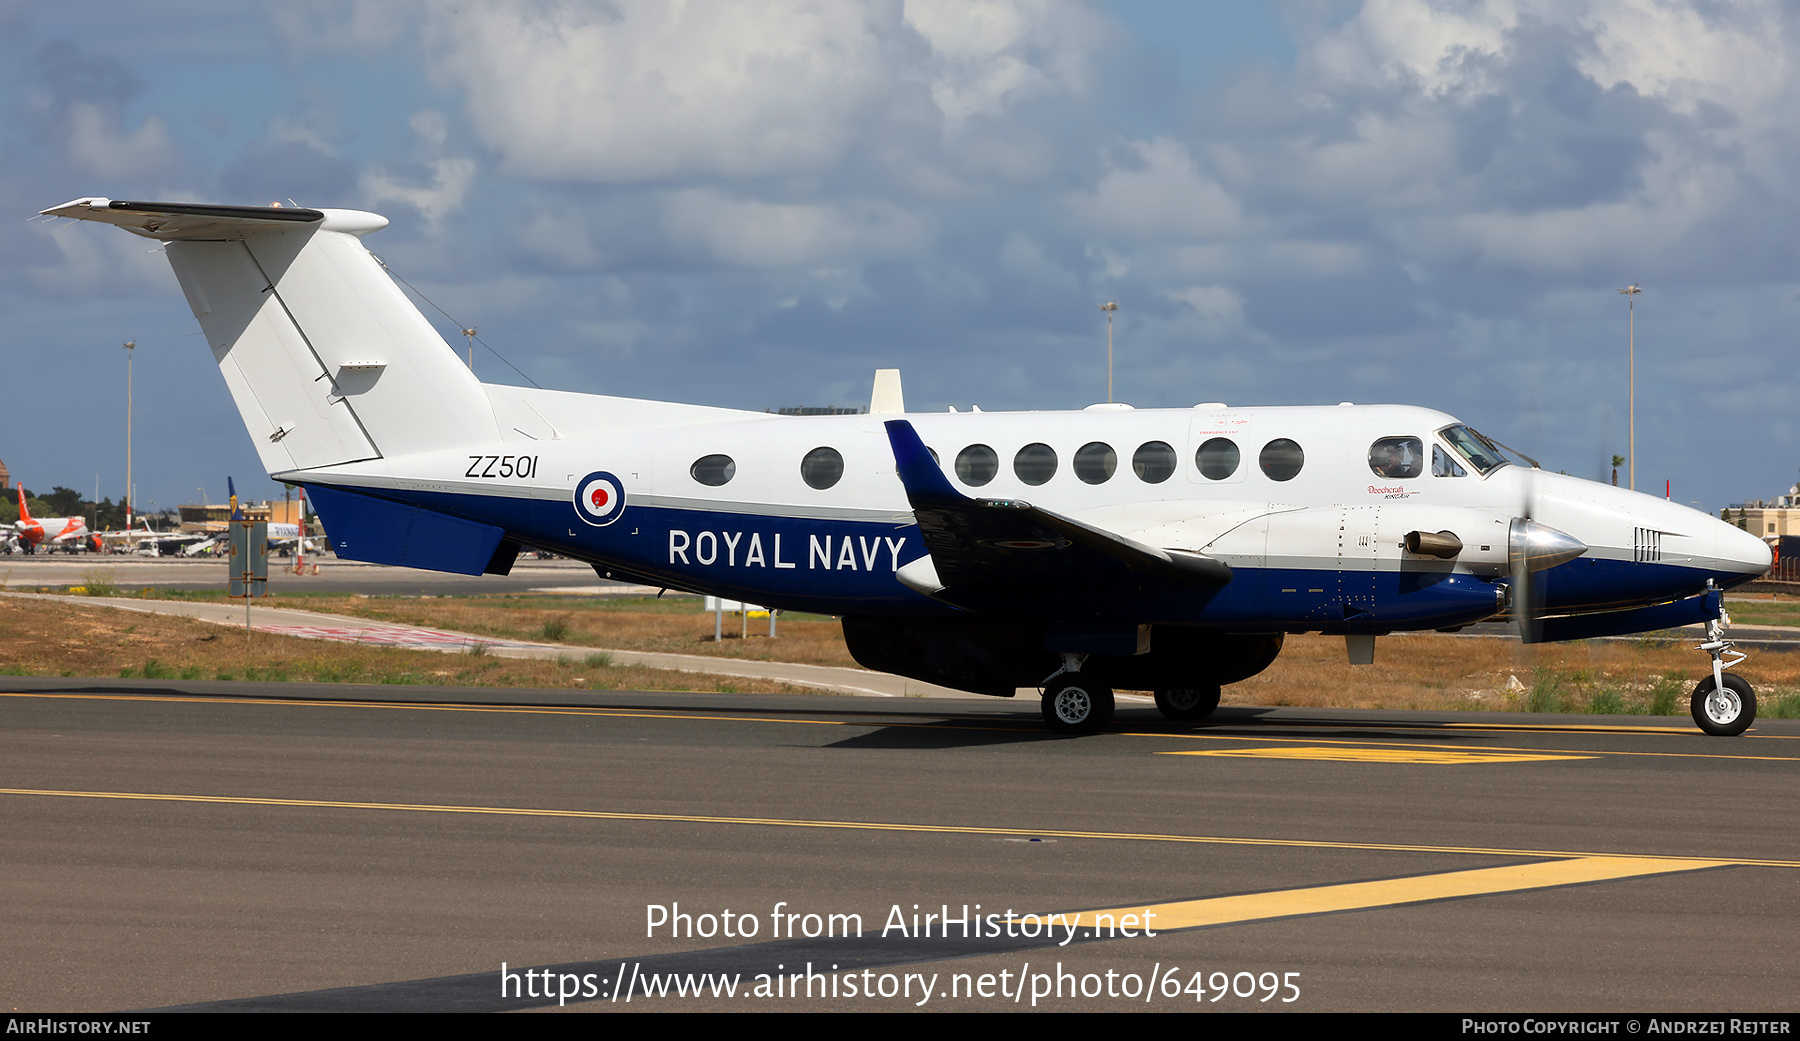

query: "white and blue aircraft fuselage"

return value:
[43, 198, 1772, 735]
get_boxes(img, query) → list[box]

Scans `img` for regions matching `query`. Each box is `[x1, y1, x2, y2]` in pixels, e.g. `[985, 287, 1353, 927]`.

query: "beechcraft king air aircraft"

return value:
[42, 198, 1774, 736]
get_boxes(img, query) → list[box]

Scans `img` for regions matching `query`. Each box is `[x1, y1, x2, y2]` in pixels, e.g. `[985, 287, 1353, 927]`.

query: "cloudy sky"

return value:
[3, 0, 1796, 515]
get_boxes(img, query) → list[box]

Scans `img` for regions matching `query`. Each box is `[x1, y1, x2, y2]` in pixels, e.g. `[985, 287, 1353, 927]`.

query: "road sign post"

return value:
[229, 519, 268, 640]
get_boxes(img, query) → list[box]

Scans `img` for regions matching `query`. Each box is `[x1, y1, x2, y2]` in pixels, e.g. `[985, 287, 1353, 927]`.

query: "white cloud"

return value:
[1574, 0, 1787, 114]
[362, 157, 477, 225]
[1167, 284, 1245, 330]
[1307, 0, 1517, 96]
[27, 219, 177, 295]
[413, 0, 1115, 184]
[903, 0, 1106, 129]
[421, 0, 900, 183]
[62, 102, 178, 178]
[659, 190, 929, 268]
[1068, 138, 1241, 240]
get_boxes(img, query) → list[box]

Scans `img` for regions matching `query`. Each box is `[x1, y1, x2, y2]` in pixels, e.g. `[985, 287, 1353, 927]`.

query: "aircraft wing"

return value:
[884, 420, 1230, 607]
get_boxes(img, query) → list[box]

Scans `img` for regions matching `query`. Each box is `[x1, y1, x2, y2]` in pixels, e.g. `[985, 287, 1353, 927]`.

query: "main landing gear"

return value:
[1692, 611, 1755, 737]
[1039, 656, 1225, 735]
[1041, 655, 1113, 735]
[1042, 674, 1114, 735]
[1153, 685, 1221, 721]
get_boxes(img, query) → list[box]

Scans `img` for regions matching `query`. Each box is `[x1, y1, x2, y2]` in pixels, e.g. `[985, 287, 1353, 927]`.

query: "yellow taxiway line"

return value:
[1052, 856, 1729, 933]
[4, 786, 1797, 869]
[7, 691, 1796, 763]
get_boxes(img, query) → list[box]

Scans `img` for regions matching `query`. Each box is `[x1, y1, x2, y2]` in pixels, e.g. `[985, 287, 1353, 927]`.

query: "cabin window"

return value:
[1196, 438, 1240, 480]
[1259, 438, 1304, 481]
[1133, 441, 1176, 483]
[801, 446, 844, 490]
[1368, 436, 1422, 479]
[1074, 442, 1116, 484]
[1014, 443, 1058, 486]
[690, 454, 736, 486]
[1432, 444, 1466, 478]
[956, 444, 998, 486]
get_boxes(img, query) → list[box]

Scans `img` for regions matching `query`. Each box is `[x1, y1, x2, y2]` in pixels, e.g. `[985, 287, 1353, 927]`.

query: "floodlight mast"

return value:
[1620, 284, 1640, 491]
[123, 340, 135, 529]
[1099, 300, 1118, 403]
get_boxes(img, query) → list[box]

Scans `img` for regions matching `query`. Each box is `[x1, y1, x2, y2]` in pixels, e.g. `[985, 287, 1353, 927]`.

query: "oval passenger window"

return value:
[1014, 443, 1058, 486]
[1195, 438, 1240, 480]
[1367, 436, 1422, 480]
[1073, 442, 1116, 485]
[956, 444, 998, 487]
[1133, 441, 1176, 484]
[1259, 439, 1304, 482]
[801, 446, 844, 490]
[691, 454, 737, 486]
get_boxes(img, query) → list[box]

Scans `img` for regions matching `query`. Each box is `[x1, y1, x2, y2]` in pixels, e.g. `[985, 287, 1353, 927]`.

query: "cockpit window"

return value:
[1432, 444, 1466, 478]
[1368, 437, 1422, 479]
[1439, 425, 1508, 476]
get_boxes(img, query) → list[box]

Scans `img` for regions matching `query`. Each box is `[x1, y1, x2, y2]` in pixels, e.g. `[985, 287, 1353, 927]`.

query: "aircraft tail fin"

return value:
[41, 198, 500, 475]
[16, 486, 31, 524]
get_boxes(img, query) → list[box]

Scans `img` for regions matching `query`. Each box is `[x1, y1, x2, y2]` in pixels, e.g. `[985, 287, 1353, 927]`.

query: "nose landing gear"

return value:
[1692, 610, 1754, 737]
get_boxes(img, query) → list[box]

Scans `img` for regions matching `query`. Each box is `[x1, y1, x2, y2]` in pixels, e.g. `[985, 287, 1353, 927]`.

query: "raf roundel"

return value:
[574, 471, 626, 527]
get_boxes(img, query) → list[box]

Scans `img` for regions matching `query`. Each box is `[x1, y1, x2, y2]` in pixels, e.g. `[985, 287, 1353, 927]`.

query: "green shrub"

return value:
[1646, 673, 1685, 716]
[1525, 670, 1564, 714]
[80, 567, 119, 598]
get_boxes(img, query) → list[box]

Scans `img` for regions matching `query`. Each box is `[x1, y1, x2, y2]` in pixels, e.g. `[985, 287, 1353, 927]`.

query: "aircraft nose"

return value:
[1705, 514, 1772, 587]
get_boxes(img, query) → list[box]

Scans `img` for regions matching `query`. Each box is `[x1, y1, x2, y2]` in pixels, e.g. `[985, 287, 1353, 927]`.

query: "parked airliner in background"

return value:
[42, 197, 1773, 735]
[12, 487, 89, 553]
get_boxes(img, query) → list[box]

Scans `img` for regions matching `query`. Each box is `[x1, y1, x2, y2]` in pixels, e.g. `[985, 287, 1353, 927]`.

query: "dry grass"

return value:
[1241, 632, 1800, 717]
[210, 593, 863, 667]
[0, 598, 818, 696]
[8, 591, 1798, 718]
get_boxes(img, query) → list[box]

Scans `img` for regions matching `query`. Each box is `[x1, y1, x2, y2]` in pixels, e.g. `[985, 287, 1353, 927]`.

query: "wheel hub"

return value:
[1053, 688, 1091, 723]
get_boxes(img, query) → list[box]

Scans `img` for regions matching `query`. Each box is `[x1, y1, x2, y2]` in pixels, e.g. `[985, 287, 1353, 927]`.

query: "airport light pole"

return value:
[123, 341, 135, 528]
[1099, 301, 1118, 403]
[462, 326, 477, 373]
[1619, 285, 1640, 491]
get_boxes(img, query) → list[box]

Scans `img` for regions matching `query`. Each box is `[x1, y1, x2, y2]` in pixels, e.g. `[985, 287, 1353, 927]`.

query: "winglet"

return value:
[884, 420, 961, 504]
[870, 369, 905, 414]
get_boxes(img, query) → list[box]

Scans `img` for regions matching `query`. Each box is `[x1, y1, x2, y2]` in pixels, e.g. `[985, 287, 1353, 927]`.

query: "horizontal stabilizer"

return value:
[40, 198, 327, 239]
[884, 420, 1230, 606]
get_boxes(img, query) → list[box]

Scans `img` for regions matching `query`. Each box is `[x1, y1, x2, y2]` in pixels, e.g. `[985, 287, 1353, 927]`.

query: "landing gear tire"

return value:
[1042, 677, 1114, 736]
[1154, 685, 1220, 721]
[1691, 672, 1755, 737]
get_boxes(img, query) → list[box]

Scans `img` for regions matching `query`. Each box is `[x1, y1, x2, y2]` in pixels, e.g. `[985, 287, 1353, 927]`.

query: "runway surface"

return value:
[5, 677, 1797, 1012]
